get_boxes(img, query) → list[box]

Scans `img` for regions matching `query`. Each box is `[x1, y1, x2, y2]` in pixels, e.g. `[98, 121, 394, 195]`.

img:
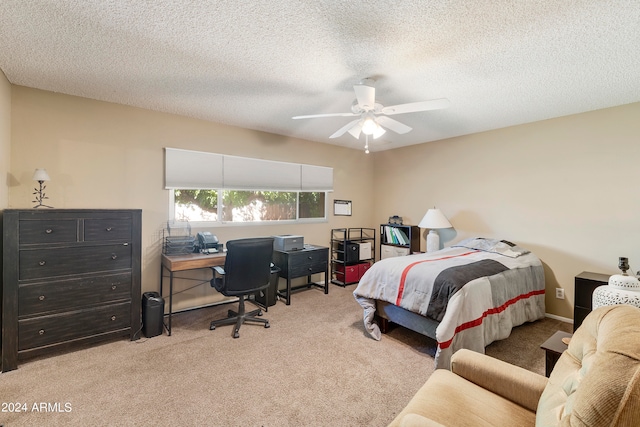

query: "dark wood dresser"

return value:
[1, 209, 141, 372]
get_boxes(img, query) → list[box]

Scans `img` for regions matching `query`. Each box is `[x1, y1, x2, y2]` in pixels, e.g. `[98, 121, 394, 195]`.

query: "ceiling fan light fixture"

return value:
[372, 124, 386, 139]
[361, 113, 385, 138]
[361, 115, 377, 135]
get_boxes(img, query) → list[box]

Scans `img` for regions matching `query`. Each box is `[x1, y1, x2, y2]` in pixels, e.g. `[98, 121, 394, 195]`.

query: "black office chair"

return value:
[209, 237, 274, 338]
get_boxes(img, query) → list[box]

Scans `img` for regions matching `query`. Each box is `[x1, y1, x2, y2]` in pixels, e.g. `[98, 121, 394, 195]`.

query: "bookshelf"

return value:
[330, 228, 376, 286]
[379, 224, 420, 259]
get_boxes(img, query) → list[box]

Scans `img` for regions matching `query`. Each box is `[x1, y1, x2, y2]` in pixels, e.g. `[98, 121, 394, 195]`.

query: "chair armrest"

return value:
[212, 266, 225, 276]
[450, 349, 548, 412]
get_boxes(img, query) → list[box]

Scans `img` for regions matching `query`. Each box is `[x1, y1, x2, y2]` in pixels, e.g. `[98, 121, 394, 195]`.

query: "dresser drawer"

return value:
[18, 302, 131, 351]
[286, 249, 328, 267]
[19, 273, 132, 317]
[19, 220, 78, 244]
[290, 262, 327, 277]
[19, 244, 132, 280]
[85, 219, 132, 241]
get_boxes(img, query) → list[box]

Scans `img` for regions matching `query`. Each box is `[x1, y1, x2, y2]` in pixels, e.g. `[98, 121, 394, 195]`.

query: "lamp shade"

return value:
[418, 208, 452, 229]
[32, 168, 50, 182]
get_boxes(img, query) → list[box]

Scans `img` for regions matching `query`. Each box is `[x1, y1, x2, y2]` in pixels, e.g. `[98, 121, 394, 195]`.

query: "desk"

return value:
[160, 252, 225, 336]
[273, 245, 329, 305]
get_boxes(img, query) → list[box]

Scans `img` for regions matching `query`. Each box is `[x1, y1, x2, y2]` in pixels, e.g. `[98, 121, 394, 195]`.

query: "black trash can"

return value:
[142, 292, 165, 338]
[255, 266, 281, 308]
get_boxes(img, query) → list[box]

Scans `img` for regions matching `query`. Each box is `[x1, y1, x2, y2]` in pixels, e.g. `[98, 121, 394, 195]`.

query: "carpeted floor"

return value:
[0, 284, 571, 427]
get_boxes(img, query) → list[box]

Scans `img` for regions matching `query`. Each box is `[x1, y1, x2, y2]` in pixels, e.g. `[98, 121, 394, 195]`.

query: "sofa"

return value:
[388, 304, 640, 426]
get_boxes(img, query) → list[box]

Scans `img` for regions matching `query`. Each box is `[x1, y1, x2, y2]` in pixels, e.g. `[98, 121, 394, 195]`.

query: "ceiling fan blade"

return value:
[347, 121, 363, 139]
[376, 116, 412, 134]
[380, 98, 450, 115]
[353, 84, 376, 110]
[293, 112, 358, 119]
[329, 119, 360, 139]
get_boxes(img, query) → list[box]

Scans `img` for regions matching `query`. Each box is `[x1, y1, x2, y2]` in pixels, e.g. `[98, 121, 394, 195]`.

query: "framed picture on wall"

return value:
[334, 200, 352, 216]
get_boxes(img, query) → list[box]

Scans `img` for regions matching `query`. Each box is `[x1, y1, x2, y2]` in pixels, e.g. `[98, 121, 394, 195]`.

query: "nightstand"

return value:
[574, 272, 609, 331]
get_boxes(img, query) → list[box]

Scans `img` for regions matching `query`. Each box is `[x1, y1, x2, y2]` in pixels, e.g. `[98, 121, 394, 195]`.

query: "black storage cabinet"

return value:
[142, 292, 165, 337]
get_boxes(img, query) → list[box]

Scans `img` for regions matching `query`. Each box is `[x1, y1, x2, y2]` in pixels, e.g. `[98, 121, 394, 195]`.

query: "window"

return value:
[172, 189, 326, 223]
[166, 148, 332, 225]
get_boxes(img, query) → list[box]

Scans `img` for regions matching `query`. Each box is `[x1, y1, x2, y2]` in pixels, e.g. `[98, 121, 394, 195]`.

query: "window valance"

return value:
[164, 148, 333, 191]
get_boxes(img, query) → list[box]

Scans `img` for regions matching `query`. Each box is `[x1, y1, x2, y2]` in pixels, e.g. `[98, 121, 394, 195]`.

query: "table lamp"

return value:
[592, 257, 640, 310]
[32, 168, 53, 208]
[418, 208, 452, 252]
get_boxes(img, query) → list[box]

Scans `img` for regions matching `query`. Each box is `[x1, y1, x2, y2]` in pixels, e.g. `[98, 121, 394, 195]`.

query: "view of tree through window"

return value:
[174, 190, 325, 222]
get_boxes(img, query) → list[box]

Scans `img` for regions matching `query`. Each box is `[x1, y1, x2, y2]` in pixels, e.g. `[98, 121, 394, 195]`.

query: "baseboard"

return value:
[545, 313, 573, 324]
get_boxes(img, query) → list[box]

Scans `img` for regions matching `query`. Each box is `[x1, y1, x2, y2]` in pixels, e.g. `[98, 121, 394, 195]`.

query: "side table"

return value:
[540, 330, 572, 377]
[273, 244, 329, 305]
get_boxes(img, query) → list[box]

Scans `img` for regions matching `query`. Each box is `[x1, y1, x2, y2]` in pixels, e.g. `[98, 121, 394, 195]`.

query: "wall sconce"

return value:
[418, 208, 452, 252]
[32, 168, 53, 208]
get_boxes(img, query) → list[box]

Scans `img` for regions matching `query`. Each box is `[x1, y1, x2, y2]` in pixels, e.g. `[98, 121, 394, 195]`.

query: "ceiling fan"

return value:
[292, 78, 450, 144]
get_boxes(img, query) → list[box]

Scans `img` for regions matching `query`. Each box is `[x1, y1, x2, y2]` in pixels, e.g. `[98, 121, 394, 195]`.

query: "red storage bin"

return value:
[336, 264, 360, 283]
[358, 262, 371, 278]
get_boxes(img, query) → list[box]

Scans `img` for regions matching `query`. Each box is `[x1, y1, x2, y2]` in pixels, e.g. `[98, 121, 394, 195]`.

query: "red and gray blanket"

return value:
[353, 238, 545, 369]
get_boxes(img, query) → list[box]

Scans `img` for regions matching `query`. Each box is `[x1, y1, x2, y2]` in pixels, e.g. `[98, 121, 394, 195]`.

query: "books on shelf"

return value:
[384, 225, 410, 246]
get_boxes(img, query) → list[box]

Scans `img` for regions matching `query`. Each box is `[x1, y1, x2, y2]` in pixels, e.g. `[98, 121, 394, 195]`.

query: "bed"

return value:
[353, 237, 545, 369]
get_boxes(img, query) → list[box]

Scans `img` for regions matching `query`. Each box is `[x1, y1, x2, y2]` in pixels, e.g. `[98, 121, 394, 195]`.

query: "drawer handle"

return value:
[111, 316, 116, 321]
[39, 329, 45, 335]
[38, 260, 46, 266]
[38, 295, 45, 301]
[111, 285, 117, 290]
[45, 229, 53, 234]
[106, 227, 113, 232]
[111, 254, 118, 260]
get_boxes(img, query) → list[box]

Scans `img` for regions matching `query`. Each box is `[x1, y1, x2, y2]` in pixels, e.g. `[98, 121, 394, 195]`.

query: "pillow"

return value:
[452, 237, 530, 258]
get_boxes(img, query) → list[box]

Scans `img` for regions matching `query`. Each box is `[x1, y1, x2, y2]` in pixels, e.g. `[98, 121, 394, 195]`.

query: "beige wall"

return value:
[372, 102, 640, 320]
[0, 70, 10, 209]
[9, 86, 375, 310]
[7, 84, 639, 319]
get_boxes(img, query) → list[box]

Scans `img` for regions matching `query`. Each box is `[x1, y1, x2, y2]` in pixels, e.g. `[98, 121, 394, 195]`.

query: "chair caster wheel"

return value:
[210, 324, 216, 331]
[265, 322, 270, 328]
[233, 331, 240, 338]
[257, 311, 263, 316]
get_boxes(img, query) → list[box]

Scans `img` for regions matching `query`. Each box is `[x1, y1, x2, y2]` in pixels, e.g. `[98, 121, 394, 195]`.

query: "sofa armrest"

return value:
[450, 349, 548, 412]
[399, 414, 445, 427]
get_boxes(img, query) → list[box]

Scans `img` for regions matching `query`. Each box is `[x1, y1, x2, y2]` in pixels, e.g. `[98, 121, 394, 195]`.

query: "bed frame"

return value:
[374, 300, 439, 340]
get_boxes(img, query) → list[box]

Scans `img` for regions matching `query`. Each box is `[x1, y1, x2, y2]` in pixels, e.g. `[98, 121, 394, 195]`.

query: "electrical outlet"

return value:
[555, 288, 565, 299]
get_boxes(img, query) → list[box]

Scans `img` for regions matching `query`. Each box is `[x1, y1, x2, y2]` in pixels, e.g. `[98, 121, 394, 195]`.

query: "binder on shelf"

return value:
[385, 226, 397, 244]
[391, 227, 406, 245]
[396, 227, 410, 245]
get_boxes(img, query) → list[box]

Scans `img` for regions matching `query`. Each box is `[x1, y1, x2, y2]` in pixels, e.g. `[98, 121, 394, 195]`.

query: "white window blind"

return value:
[164, 148, 333, 191]
[164, 148, 223, 189]
[301, 164, 334, 191]
[223, 155, 301, 190]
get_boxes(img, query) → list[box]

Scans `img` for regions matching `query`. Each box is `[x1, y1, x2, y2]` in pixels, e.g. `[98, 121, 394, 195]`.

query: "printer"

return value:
[273, 234, 304, 251]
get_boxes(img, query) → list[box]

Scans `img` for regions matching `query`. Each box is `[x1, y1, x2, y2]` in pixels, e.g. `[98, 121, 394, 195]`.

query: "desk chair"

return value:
[209, 237, 274, 338]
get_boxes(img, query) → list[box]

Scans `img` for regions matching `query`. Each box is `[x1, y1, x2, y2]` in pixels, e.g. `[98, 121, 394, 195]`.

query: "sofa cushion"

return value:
[388, 369, 536, 427]
[536, 305, 640, 426]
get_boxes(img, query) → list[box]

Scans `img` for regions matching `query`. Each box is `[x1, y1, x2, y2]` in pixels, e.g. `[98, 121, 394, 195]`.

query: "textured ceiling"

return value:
[1, 1, 639, 152]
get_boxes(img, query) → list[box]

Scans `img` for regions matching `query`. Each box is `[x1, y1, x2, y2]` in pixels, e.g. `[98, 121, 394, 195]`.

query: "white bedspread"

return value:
[353, 240, 545, 369]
